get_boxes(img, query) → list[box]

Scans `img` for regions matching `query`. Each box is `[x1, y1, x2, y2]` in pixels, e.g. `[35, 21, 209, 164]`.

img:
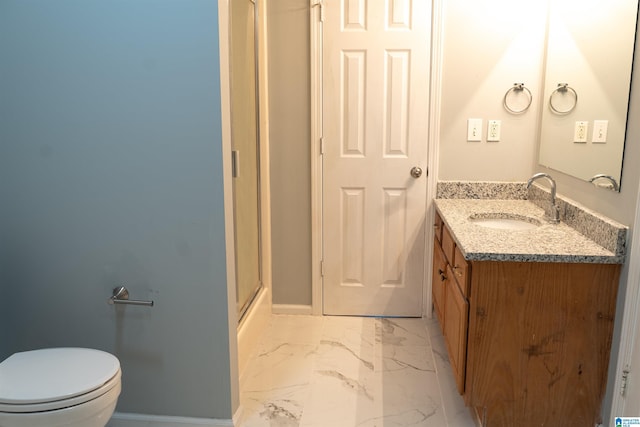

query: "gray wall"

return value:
[0, 1, 235, 419]
[267, 0, 312, 306]
[439, 0, 546, 182]
[0, 183, 6, 358]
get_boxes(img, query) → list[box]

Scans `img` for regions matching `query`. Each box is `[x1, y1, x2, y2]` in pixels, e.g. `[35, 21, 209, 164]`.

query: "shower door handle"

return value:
[232, 150, 240, 178]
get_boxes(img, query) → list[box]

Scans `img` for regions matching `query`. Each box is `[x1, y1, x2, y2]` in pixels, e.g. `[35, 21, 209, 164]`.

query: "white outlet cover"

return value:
[487, 120, 501, 142]
[574, 121, 588, 143]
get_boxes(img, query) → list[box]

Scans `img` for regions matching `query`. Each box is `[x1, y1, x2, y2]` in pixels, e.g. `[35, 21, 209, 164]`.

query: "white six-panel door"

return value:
[322, 0, 430, 316]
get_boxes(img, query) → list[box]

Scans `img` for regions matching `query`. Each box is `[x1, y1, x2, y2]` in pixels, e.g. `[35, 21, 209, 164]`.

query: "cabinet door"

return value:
[432, 239, 447, 328]
[444, 264, 469, 395]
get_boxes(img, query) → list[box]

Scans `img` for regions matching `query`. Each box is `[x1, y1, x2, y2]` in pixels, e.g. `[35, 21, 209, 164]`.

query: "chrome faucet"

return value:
[527, 173, 560, 224]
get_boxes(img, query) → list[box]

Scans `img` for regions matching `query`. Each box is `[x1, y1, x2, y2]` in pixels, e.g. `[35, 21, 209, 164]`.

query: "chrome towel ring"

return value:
[503, 83, 532, 114]
[549, 83, 578, 115]
[589, 174, 619, 191]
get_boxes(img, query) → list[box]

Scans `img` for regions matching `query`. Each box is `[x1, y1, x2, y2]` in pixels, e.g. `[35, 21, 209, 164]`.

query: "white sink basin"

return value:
[469, 214, 542, 231]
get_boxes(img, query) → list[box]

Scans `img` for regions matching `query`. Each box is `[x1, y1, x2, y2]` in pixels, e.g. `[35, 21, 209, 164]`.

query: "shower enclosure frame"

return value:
[230, 0, 264, 322]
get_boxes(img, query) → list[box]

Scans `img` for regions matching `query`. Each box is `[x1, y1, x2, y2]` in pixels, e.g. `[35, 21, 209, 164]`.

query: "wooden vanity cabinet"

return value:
[432, 212, 621, 426]
[432, 212, 470, 394]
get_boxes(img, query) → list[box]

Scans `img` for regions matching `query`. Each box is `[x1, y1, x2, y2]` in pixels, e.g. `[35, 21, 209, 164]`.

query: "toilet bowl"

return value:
[0, 348, 121, 427]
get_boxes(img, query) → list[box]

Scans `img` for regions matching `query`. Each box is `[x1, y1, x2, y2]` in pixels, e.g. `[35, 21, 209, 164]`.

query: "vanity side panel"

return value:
[444, 264, 469, 394]
[432, 238, 447, 327]
[434, 211, 443, 244]
[453, 245, 470, 297]
[441, 224, 456, 263]
[465, 261, 620, 427]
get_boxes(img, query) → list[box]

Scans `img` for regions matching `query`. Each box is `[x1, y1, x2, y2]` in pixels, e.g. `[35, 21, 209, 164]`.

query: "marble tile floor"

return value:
[237, 315, 478, 427]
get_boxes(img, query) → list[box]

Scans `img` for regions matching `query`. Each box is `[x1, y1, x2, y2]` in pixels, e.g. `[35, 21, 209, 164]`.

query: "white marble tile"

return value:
[376, 318, 430, 347]
[242, 342, 316, 393]
[240, 318, 319, 427]
[241, 385, 307, 427]
[380, 343, 435, 373]
[425, 317, 477, 427]
[425, 318, 449, 367]
[239, 315, 477, 427]
[321, 316, 376, 351]
[300, 366, 380, 427]
[376, 368, 447, 423]
[260, 315, 324, 348]
[299, 317, 380, 427]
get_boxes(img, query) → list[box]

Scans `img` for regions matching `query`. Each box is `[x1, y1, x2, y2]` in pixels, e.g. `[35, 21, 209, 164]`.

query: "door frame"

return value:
[309, 0, 444, 317]
[310, 1, 323, 315]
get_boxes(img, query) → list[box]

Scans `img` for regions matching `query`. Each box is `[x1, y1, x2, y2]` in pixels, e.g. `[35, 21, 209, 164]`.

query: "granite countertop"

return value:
[435, 199, 624, 264]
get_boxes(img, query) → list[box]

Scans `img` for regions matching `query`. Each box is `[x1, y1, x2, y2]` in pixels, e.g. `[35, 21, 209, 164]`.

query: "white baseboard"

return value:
[271, 304, 313, 315]
[107, 412, 233, 427]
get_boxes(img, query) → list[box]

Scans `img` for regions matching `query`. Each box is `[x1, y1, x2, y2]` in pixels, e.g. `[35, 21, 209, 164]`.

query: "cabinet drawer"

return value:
[434, 212, 443, 244]
[441, 224, 456, 264]
[453, 245, 470, 298]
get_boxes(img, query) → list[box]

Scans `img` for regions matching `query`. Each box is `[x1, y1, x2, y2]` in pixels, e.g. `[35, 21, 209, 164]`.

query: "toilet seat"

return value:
[0, 348, 121, 413]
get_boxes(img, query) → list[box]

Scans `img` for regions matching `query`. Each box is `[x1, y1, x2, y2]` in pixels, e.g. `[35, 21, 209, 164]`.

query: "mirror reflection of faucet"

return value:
[527, 173, 560, 224]
[589, 174, 620, 191]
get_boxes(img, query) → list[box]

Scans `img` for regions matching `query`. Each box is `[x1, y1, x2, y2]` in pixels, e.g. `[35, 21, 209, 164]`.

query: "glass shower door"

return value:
[230, 0, 261, 319]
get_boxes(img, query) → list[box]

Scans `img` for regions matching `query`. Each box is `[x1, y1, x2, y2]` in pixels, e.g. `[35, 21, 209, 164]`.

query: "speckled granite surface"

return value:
[435, 199, 625, 264]
[437, 181, 527, 199]
[527, 185, 627, 256]
[435, 181, 628, 263]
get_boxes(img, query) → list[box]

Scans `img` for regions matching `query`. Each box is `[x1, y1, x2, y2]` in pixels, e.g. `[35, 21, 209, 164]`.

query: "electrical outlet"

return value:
[574, 121, 588, 143]
[592, 120, 608, 143]
[467, 118, 482, 142]
[487, 120, 501, 142]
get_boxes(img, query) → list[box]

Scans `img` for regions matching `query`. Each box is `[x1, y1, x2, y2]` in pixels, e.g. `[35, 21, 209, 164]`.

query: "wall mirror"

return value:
[538, 0, 639, 191]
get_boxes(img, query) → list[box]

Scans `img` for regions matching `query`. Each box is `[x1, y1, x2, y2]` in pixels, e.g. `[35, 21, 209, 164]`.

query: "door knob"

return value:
[410, 166, 423, 178]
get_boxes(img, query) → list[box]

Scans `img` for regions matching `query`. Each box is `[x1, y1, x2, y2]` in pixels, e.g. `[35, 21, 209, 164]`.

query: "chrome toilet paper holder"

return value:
[108, 286, 154, 307]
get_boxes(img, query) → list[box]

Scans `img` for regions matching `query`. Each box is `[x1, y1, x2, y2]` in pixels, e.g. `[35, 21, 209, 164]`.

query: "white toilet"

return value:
[0, 347, 121, 427]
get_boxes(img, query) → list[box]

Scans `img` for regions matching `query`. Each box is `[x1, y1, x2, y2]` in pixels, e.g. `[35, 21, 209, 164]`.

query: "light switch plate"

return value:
[592, 120, 608, 143]
[467, 118, 482, 142]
